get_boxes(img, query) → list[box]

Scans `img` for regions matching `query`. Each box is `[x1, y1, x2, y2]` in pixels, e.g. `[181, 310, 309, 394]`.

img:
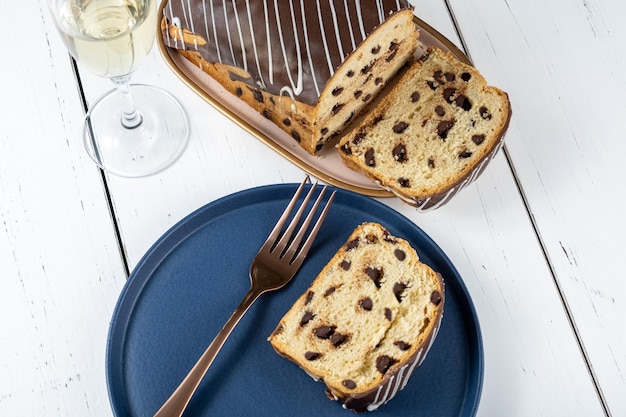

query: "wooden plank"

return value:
[444, 0, 626, 414]
[0, 1, 127, 415]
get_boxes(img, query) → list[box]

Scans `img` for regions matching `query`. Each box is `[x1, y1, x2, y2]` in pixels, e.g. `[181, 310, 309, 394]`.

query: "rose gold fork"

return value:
[153, 177, 335, 417]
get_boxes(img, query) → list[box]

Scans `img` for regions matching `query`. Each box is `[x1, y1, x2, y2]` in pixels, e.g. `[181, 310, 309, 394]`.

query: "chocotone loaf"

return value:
[268, 222, 444, 412]
[339, 47, 512, 210]
[161, 0, 419, 154]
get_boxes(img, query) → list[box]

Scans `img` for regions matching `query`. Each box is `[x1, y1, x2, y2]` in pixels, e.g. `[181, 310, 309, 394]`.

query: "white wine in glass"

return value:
[49, 0, 189, 177]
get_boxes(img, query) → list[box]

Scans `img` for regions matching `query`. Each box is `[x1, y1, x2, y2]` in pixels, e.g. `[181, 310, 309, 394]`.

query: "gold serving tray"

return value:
[156, 1, 471, 197]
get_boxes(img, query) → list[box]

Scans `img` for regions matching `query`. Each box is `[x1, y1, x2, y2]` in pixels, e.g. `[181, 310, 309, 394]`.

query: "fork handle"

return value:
[153, 288, 262, 417]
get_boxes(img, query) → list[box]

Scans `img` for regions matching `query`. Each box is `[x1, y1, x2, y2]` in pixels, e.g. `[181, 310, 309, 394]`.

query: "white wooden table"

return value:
[1, 0, 624, 416]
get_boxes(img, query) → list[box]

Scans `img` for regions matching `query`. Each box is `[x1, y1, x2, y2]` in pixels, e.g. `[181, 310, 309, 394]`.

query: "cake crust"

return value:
[268, 222, 444, 412]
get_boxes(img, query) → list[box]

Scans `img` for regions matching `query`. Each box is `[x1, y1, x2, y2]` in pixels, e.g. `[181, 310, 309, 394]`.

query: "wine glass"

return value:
[49, 0, 189, 177]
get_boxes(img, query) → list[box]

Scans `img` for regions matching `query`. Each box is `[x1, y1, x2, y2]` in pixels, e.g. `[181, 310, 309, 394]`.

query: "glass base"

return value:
[83, 84, 189, 178]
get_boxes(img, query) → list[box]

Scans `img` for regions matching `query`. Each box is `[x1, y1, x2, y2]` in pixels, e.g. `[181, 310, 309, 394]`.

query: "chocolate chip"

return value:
[291, 130, 301, 142]
[321, 127, 329, 135]
[389, 41, 398, 51]
[443, 87, 456, 104]
[324, 287, 337, 297]
[253, 89, 264, 103]
[331, 333, 346, 347]
[343, 379, 357, 389]
[235, 87, 243, 96]
[455, 94, 472, 111]
[376, 355, 396, 374]
[459, 150, 473, 159]
[332, 87, 343, 96]
[282, 118, 291, 126]
[340, 143, 352, 155]
[398, 177, 410, 187]
[331, 103, 345, 115]
[428, 158, 435, 169]
[393, 121, 409, 134]
[435, 105, 445, 117]
[371, 45, 381, 54]
[315, 143, 323, 152]
[359, 297, 373, 311]
[394, 249, 406, 261]
[461, 72, 471, 81]
[343, 112, 355, 126]
[305, 291, 314, 305]
[365, 148, 376, 167]
[394, 340, 411, 351]
[392, 143, 407, 162]
[384, 308, 392, 321]
[352, 132, 365, 145]
[315, 325, 335, 339]
[410, 91, 420, 102]
[366, 266, 383, 288]
[300, 311, 315, 326]
[426, 80, 437, 91]
[393, 282, 407, 303]
[346, 238, 359, 250]
[375, 77, 383, 85]
[437, 120, 454, 139]
[445, 72, 456, 81]
[340, 260, 351, 271]
[305, 351, 321, 361]
[431, 290, 442, 305]
[386, 48, 398, 62]
[472, 134, 486, 145]
[362, 93, 372, 102]
[354, 90, 362, 99]
[346, 70, 355, 77]
[361, 62, 374, 74]
[433, 70, 444, 83]
[480, 106, 492, 120]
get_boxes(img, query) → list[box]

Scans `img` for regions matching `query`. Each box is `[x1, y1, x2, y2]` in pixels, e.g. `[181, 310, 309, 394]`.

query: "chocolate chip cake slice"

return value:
[268, 222, 444, 412]
[161, 0, 419, 154]
[338, 47, 512, 209]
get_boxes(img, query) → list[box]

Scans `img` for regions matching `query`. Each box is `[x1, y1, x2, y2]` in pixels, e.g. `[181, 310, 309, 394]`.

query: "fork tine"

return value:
[282, 185, 330, 264]
[262, 176, 310, 252]
[288, 189, 336, 268]
[270, 180, 319, 257]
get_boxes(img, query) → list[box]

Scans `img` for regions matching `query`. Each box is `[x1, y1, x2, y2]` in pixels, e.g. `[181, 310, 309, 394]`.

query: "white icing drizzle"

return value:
[263, 0, 273, 85]
[355, 0, 366, 41]
[376, 0, 384, 23]
[210, 0, 222, 62]
[342, 0, 357, 50]
[274, 0, 303, 97]
[300, 0, 321, 96]
[400, 348, 423, 390]
[201, 0, 210, 50]
[231, 0, 248, 72]
[222, 0, 239, 66]
[315, 0, 335, 76]
[245, 0, 266, 88]
[329, 0, 345, 62]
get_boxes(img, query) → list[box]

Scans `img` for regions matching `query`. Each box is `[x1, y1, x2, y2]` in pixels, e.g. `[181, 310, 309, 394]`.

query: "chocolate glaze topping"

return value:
[162, 0, 413, 105]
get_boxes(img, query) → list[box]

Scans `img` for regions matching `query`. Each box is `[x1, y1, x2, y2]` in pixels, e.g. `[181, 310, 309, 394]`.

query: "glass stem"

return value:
[111, 74, 143, 129]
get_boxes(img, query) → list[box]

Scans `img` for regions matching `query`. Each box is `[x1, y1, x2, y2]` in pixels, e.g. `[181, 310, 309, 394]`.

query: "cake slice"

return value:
[161, 0, 419, 154]
[338, 47, 512, 209]
[268, 222, 444, 412]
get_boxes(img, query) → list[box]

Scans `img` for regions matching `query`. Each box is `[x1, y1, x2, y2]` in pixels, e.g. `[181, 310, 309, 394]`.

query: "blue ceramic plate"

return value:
[106, 183, 483, 416]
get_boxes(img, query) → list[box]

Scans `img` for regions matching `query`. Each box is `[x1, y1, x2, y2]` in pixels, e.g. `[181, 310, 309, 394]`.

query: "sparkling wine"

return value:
[51, 0, 156, 78]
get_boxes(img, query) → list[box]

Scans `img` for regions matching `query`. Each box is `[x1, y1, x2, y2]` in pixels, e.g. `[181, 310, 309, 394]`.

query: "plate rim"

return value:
[106, 183, 484, 416]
